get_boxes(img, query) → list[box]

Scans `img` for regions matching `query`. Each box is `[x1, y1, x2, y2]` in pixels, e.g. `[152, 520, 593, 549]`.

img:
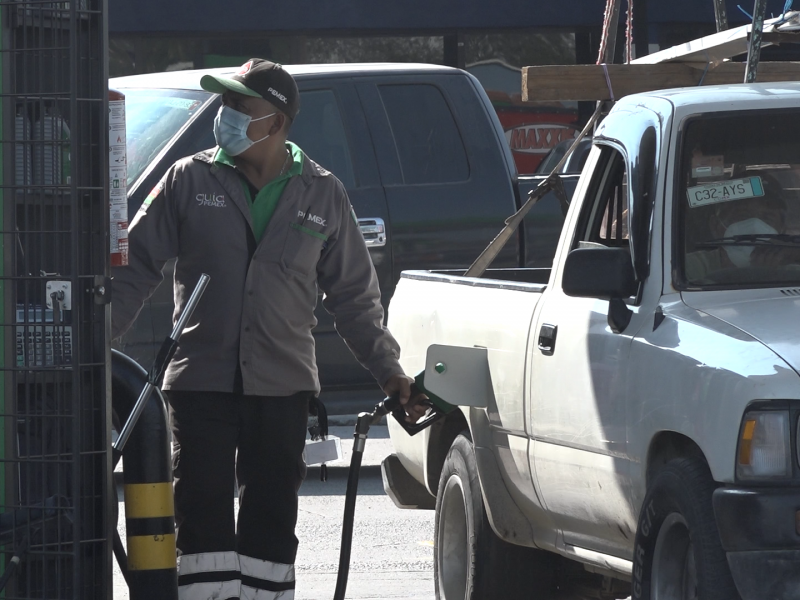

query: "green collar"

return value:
[213, 141, 303, 178]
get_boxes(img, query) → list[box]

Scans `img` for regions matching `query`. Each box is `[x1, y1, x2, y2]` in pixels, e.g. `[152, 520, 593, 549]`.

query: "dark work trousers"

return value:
[165, 390, 310, 600]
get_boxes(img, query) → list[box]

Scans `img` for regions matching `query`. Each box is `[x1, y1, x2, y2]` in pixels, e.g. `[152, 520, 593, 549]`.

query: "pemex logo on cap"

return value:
[268, 87, 288, 105]
[236, 60, 253, 76]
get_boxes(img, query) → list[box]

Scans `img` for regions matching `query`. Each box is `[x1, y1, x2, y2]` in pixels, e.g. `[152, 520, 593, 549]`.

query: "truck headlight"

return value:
[737, 410, 791, 479]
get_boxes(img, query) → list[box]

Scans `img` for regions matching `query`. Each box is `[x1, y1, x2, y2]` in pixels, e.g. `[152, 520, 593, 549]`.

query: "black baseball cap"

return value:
[200, 59, 300, 119]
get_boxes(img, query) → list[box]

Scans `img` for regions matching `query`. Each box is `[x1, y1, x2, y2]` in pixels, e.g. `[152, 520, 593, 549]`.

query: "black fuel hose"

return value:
[333, 395, 402, 600]
[333, 437, 364, 600]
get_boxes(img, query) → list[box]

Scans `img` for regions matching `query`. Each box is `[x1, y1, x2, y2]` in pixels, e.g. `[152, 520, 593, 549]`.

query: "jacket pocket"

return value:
[281, 223, 328, 277]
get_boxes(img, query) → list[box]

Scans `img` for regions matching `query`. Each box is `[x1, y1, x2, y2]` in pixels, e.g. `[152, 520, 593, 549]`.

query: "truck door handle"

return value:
[358, 217, 386, 247]
[538, 324, 557, 356]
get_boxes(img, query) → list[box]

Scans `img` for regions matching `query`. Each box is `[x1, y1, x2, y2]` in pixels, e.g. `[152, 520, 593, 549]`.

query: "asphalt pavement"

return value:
[113, 425, 437, 600]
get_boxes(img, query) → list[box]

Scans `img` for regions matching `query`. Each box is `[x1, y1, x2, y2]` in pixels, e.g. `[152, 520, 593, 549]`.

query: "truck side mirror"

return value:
[562, 247, 637, 333]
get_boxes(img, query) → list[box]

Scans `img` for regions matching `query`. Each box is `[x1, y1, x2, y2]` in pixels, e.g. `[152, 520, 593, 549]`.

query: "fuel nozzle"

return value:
[379, 373, 457, 437]
[353, 393, 399, 452]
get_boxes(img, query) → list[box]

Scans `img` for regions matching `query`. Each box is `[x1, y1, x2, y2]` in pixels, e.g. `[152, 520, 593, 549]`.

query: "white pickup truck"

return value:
[382, 83, 800, 600]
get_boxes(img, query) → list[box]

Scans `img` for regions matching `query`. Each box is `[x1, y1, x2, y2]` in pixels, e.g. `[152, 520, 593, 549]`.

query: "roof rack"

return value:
[522, 0, 800, 102]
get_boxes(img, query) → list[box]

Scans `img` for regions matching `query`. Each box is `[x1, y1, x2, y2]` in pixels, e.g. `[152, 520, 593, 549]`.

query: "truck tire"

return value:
[631, 456, 739, 600]
[434, 434, 556, 600]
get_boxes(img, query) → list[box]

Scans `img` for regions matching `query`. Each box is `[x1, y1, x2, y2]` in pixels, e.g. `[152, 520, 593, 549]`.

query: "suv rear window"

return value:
[289, 89, 356, 189]
[379, 84, 469, 185]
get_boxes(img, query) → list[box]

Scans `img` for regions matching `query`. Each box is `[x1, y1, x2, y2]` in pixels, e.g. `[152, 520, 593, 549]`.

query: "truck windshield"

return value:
[123, 89, 211, 187]
[680, 110, 800, 288]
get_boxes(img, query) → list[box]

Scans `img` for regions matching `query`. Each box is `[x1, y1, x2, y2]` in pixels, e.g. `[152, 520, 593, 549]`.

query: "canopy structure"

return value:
[523, 9, 800, 102]
[108, 0, 758, 35]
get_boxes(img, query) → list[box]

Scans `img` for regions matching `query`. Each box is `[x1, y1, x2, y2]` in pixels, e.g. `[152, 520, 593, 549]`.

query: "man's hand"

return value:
[383, 374, 429, 423]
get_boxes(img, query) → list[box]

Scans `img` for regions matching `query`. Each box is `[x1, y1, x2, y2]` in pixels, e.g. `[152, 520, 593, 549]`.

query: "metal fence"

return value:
[0, 0, 110, 598]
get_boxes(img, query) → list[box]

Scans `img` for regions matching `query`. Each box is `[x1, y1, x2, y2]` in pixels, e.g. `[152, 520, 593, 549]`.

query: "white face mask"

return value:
[723, 217, 778, 267]
[213, 106, 275, 156]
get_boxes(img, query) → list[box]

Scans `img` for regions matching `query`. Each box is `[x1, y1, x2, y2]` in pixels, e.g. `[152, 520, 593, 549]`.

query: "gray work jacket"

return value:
[111, 147, 404, 396]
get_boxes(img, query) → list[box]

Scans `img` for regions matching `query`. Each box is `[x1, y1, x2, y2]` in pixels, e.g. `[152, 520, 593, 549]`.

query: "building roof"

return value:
[108, 0, 762, 35]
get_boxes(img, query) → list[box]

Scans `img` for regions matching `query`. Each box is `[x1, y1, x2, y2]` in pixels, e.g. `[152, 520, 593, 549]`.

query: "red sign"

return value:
[506, 123, 578, 153]
[496, 109, 579, 174]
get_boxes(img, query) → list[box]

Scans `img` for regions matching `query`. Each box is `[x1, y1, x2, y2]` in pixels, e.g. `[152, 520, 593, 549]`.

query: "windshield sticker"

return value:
[163, 98, 198, 110]
[691, 154, 724, 179]
[687, 176, 764, 208]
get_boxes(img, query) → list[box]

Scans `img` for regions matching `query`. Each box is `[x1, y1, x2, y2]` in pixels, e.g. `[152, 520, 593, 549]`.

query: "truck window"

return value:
[577, 148, 629, 248]
[679, 111, 800, 288]
[378, 84, 469, 185]
[289, 90, 356, 189]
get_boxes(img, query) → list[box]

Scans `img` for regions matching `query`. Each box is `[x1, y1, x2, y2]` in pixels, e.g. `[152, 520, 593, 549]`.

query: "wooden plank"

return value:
[522, 62, 800, 102]
[630, 12, 800, 66]
[632, 20, 752, 66]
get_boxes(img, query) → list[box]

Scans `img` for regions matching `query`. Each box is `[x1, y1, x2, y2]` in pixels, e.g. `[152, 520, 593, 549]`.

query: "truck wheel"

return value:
[434, 434, 556, 600]
[632, 456, 739, 600]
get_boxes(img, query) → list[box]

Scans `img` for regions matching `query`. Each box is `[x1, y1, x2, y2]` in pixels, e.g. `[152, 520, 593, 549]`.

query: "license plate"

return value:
[687, 176, 764, 208]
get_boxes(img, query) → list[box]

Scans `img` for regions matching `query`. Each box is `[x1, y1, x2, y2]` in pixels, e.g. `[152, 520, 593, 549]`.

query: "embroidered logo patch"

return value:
[142, 182, 164, 209]
[236, 61, 253, 76]
[196, 193, 226, 208]
[297, 210, 327, 227]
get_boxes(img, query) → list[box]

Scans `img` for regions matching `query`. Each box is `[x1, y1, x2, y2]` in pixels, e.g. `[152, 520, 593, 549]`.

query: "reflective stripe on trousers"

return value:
[177, 551, 295, 600]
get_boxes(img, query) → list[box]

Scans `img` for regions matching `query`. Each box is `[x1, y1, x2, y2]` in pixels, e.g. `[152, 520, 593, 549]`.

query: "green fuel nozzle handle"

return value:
[383, 372, 457, 436]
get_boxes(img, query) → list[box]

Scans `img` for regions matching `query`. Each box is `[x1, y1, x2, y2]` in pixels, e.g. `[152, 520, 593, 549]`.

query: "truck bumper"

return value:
[712, 486, 800, 600]
[381, 454, 435, 510]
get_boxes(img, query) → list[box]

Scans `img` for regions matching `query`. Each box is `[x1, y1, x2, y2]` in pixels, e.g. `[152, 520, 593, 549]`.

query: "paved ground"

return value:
[113, 425, 437, 600]
[112, 426, 627, 600]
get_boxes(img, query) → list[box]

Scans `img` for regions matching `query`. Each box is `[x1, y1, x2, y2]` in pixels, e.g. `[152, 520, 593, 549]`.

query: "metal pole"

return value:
[632, 0, 650, 60]
[713, 0, 729, 32]
[112, 350, 178, 600]
[745, 0, 769, 83]
[170, 273, 210, 338]
[113, 273, 209, 453]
